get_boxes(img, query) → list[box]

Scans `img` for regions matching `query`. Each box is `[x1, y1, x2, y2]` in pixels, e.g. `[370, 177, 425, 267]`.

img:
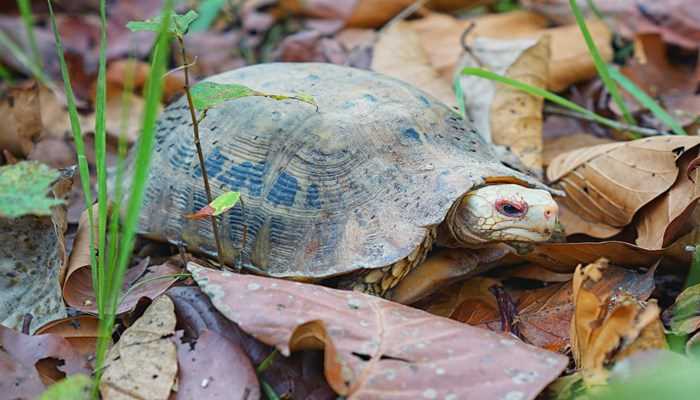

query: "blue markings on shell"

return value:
[363, 94, 377, 103]
[193, 147, 226, 179]
[218, 161, 266, 197]
[401, 127, 421, 143]
[305, 183, 322, 209]
[266, 171, 299, 207]
[419, 95, 431, 107]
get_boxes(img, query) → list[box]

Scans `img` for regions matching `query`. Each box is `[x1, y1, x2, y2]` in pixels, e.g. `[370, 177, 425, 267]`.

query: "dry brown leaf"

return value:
[279, 0, 416, 28]
[421, 263, 655, 354]
[408, 11, 548, 81]
[189, 263, 568, 399]
[499, 264, 573, 282]
[543, 133, 614, 168]
[522, 241, 663, 272]
[548, 136, 700, 238]
[101, 295, 178, 400]
[371, 21, 456, 108]
[636, 147, 700, 249]
[35, 315, 99, 359]
[571, 259, 666, 385]
[0, 81, 41, 157]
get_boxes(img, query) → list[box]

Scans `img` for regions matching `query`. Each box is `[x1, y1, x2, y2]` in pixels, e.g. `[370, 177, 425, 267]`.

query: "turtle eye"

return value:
[495, 199, 528, 218]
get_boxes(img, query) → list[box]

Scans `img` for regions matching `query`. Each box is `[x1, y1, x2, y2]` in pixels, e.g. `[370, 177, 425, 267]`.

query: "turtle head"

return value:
[450, 184, 558, 245]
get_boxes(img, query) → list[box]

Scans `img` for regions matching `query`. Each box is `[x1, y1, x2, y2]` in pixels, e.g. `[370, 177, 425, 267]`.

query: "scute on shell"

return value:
[123, 63, 548, 279]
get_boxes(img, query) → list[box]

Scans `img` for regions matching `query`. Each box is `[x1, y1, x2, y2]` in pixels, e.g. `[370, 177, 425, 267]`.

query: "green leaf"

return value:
[127, 10, 198, 36]
[38, 374, 92, 400]
[609, 67, 687, 136]
[190, 81, 317, 111]
[189, 0, 226, 32]
[0, 161, 63, 218]
[668, 282, 700, 334]
[186, 191, 240, 219]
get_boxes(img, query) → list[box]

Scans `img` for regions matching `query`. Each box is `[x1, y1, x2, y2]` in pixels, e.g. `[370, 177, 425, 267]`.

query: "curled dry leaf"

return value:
[35, 315, 99, 358]
[64, 208, 182, 313]
[570, 259, 666, 386]
[419, 263, 655, 353]
[174, 330, 260, 400]
[371, 21, 456, 108]
[100, 295, 178, 400]
[0, 81, 41, 157]
[635, 147, 700, 249]
[279, 0, 416, 28]
[0, 324, 90, 398]
[522, 241, 663, 272]
[548, 136, 700, 238]
[167, 286, 335, 399]
[188, 263, 568, 400]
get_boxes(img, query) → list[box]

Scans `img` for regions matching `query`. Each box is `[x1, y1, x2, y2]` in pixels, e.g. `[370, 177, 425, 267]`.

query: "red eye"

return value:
[495, 199, 528, 218]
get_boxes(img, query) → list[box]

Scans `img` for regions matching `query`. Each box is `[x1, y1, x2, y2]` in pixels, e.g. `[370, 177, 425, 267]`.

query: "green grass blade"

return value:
[460, 66, 627, 131]
[609, 67, 687, 135]
[47, 0, 98, 306]
[569, 0, 635, 126]
[190, 0, 226, 32]
[453, 75, 467, 118]
[93, 0, 108, 317]
[0, 63, 13, 83]
[0, 30, 50, 85]
[17, 0, 43, 69]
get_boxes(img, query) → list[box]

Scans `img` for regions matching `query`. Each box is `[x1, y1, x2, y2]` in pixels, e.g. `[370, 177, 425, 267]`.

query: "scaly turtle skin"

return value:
[123, 63, 558, 302]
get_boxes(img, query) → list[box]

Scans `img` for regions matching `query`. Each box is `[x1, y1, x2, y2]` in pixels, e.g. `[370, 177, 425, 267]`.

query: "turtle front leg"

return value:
[388, 244, 513, 304]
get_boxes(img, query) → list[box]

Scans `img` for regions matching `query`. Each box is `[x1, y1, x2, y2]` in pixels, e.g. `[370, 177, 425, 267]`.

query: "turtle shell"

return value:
[131, 63, 547, 278]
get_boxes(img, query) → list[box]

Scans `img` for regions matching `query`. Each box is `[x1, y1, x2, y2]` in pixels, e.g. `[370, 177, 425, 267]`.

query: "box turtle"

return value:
[123, 63, 558, 303]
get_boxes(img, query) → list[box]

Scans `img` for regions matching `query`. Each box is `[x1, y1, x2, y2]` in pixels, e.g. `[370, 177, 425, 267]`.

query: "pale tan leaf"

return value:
[0, 81, 41, 157]
[372, 21, 457, 108]
[543, 133, 614, 168]
[101, 296, 178, 400]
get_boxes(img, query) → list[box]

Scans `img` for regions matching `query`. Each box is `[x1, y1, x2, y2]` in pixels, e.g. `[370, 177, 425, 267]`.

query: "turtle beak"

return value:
[531, 201, 558, 239]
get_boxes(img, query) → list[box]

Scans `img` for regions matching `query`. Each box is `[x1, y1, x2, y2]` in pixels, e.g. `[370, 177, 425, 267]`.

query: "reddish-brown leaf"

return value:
[189, 263, 567, 400]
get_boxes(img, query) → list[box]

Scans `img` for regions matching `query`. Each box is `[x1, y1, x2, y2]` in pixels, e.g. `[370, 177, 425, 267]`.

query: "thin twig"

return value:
[543, 104, 667, 137]
[177, 36, 226, 268]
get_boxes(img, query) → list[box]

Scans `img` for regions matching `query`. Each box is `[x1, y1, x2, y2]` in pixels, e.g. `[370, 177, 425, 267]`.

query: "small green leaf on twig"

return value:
[38, 373, 92, 400]
[0, 161, 63, 218]
[190, 81, 317, 111]
[127, 10, 198, 36]
[185, 191, 241, 220]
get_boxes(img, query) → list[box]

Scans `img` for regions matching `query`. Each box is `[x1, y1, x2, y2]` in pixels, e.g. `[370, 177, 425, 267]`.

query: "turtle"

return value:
[122, 62, 559, 304]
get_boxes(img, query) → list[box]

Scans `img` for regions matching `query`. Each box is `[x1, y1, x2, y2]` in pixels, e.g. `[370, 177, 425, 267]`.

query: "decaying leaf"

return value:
[189, 263, 568, 399]
[548, 136, 700, 238]
[371, 21, 457, 108]
[0, 81, 41, 157]
[1, 165, 72, 332]
[167, 286, 335, 399]
[174, 330, 260, 400]
[0, 324, 90, 397]
[570, 259, 667, 386]
[100, 295, 178, 400]
[278, 0, 416, 28]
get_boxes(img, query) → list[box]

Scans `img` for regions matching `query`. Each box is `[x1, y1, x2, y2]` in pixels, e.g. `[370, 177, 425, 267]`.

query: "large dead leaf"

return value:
[0, 81, 41, 157]
[548, 136, 700, 238]
[458, 34, 549, 174]
[0, 167, 72, 332]
[636, 147, 700, 249]
[35, 315, 99, 358]
[189, 263, 567, 399]
[408, 11, 548, 82]
[167, 286, 335, 399]
[570, 259, 667, 385]
[543, 133, 614, 168]
[0, 324, 90, 398]
[419, 263, 655, 353]
[279, 0, 416, 28]
[371, 21, 456, 108]
[521, 241, 663, 272]
[100, 295, 178, 400]
[175, 330, 260, 400]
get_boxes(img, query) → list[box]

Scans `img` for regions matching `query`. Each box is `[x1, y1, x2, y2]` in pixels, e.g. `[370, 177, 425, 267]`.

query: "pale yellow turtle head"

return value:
[450, 184, 558, 245]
